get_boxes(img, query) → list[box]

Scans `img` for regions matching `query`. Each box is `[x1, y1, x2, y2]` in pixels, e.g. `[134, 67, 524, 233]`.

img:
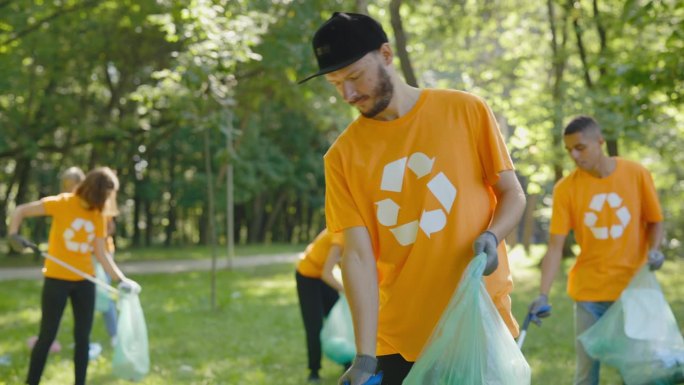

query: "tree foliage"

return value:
[1, 0, 682, 253]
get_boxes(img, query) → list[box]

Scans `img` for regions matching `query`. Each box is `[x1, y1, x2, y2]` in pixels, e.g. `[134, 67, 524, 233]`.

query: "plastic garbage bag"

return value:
[94, 262, 111, 313]
[112, 291, 149, 381]
[403, 253, 531, 385]
[578, 265, 684, 385]
[321, 295, 356, 365]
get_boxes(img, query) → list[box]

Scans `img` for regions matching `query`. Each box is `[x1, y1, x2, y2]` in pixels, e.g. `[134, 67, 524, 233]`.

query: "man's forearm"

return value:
[540, 250, 562, 295]
[341, 246, 378, 356]
[488, 188, 526, 243]
[539, 234, 566, 295]
[647, 221, 664, 251]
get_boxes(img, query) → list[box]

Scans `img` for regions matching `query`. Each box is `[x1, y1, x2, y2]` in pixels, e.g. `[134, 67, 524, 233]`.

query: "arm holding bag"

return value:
[578, 265, 684, 385]
[112, 291, 150, 381]
[404, 253, 531, 385]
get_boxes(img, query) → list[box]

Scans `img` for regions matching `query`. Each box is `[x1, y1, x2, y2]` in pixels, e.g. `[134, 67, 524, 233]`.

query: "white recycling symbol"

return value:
[583, 192, 631, 240]
[63, 218, 96, 253]
[375, 152, 457, 246]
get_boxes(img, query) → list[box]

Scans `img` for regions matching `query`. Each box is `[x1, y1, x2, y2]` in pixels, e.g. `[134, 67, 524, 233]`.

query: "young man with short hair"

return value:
[528, 116, 664, 385]
[300, 12, 526, 385]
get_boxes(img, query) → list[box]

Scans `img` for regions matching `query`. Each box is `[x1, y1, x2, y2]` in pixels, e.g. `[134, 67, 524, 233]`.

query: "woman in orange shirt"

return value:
[8, 167, 138, 385]
[296, 229, 345, 383]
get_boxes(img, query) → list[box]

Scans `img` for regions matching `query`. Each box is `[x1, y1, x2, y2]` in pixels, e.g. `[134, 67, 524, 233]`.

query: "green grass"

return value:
[0, 246, 682, 384]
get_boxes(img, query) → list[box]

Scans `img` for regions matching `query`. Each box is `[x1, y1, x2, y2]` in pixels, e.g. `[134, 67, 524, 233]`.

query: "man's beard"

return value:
[361, 64, 394, 118]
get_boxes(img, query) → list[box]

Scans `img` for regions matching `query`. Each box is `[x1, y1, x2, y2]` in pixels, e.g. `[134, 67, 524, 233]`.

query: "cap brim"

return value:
[297, 52, 368, 85]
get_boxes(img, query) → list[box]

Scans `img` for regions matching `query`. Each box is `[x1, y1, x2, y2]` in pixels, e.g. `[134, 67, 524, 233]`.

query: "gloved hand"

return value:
[119, 278, 142, 294]
[528, 294, 552, 326]
[647, 249, 665, 271]
[8, 233, 32, 252]
[473, 231, 498, 276]
[338, 354, 377, 385]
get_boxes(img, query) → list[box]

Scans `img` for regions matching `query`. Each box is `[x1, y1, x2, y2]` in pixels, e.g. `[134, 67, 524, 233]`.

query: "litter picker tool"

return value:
[343, 373, 383, 385]
[517, 304, 552, 349]
[24, 242, 119, 297]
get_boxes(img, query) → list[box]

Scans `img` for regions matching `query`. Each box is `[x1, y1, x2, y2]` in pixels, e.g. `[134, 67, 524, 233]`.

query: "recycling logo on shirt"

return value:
[583, 192, 631, 240]
[63, 218, 96, 253]
[375, 152, 457, 246]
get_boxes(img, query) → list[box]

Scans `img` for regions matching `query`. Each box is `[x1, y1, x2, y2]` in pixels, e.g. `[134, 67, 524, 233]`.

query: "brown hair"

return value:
[75, 167, 119, 213]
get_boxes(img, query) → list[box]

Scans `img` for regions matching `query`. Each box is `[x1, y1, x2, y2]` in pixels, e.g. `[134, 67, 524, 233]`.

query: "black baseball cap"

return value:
[298, 12, 388, 84]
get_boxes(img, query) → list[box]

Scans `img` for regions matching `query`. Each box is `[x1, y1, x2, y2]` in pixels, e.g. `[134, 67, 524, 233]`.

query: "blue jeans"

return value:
[574, 301, 614, 385]
[100, 271, 117, 338]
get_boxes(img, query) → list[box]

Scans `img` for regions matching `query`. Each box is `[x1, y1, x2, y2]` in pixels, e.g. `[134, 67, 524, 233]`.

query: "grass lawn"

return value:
[0, 245, 682, 384]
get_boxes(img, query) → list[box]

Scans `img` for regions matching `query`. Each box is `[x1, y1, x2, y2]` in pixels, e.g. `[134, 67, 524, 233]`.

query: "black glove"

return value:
[527, 294, 552, 326]
[473, 231, 498, 276]
[338, 354, 377, 385]
[8, 234, 32, 252]
[647, 250, 665, 271]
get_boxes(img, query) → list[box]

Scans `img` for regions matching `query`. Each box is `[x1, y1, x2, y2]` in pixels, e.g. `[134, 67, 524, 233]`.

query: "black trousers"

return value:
[26, 277, 95, 385]
[377, 354, 414, 385]
[295, 270, 340, 373]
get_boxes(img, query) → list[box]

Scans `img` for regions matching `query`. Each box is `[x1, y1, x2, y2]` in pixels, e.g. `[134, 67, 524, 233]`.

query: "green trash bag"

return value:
[94, 262, 111, 313]
[403, 253, 531, 385]
[578, 265, 684, 385]
[321, 295, 356, 365]
[112, 291, 149, 381]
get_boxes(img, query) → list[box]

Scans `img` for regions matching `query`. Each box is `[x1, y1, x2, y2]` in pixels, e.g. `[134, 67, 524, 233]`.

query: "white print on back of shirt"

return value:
[63, 218, 96, 253]
[375, 152, 457, 246]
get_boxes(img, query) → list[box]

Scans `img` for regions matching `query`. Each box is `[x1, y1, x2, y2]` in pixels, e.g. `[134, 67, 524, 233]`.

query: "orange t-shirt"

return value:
[324, 89, 518, 361]
[550, 158, 663, 301]
[296, 229, 344, 278]
[42, 193, 106, 281]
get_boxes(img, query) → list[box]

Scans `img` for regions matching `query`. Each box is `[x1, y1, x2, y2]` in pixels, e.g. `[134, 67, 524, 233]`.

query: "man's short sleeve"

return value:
[41, 194, 66, 216]
[549, 181, 572, 235]
[640, 167, 663, 223]
[324, 148, 365, 233]
[475, 96, 514, 186]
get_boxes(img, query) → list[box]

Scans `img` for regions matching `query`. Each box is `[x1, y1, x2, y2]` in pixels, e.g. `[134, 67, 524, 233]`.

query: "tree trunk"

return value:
[570, 0, 618, 156]
[203, 127, 218, 310]
[248, 194, 265, 243]
[145, 199, 153, 246]
[548, 0, 569, 183]
[262, 192, 287, 243]
[355, 0, 369, 14]
[549, 0, 575, 259]
[0, 160, 24, 237]
[132, 179, 142, 247]
[389, 0, 419, 87]
[13, 159, 32, 207]
[522, 194, 539, 252]
[199, 205, 208, 245]
[164, 148, 177, 246]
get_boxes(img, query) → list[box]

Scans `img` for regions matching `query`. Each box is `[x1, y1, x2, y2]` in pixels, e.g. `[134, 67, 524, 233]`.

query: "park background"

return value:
[0, 0, 682, 384]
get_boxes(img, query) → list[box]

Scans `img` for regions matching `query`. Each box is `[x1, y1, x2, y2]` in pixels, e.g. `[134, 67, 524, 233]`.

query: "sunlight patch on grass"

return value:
[1, 259, 682, 384]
